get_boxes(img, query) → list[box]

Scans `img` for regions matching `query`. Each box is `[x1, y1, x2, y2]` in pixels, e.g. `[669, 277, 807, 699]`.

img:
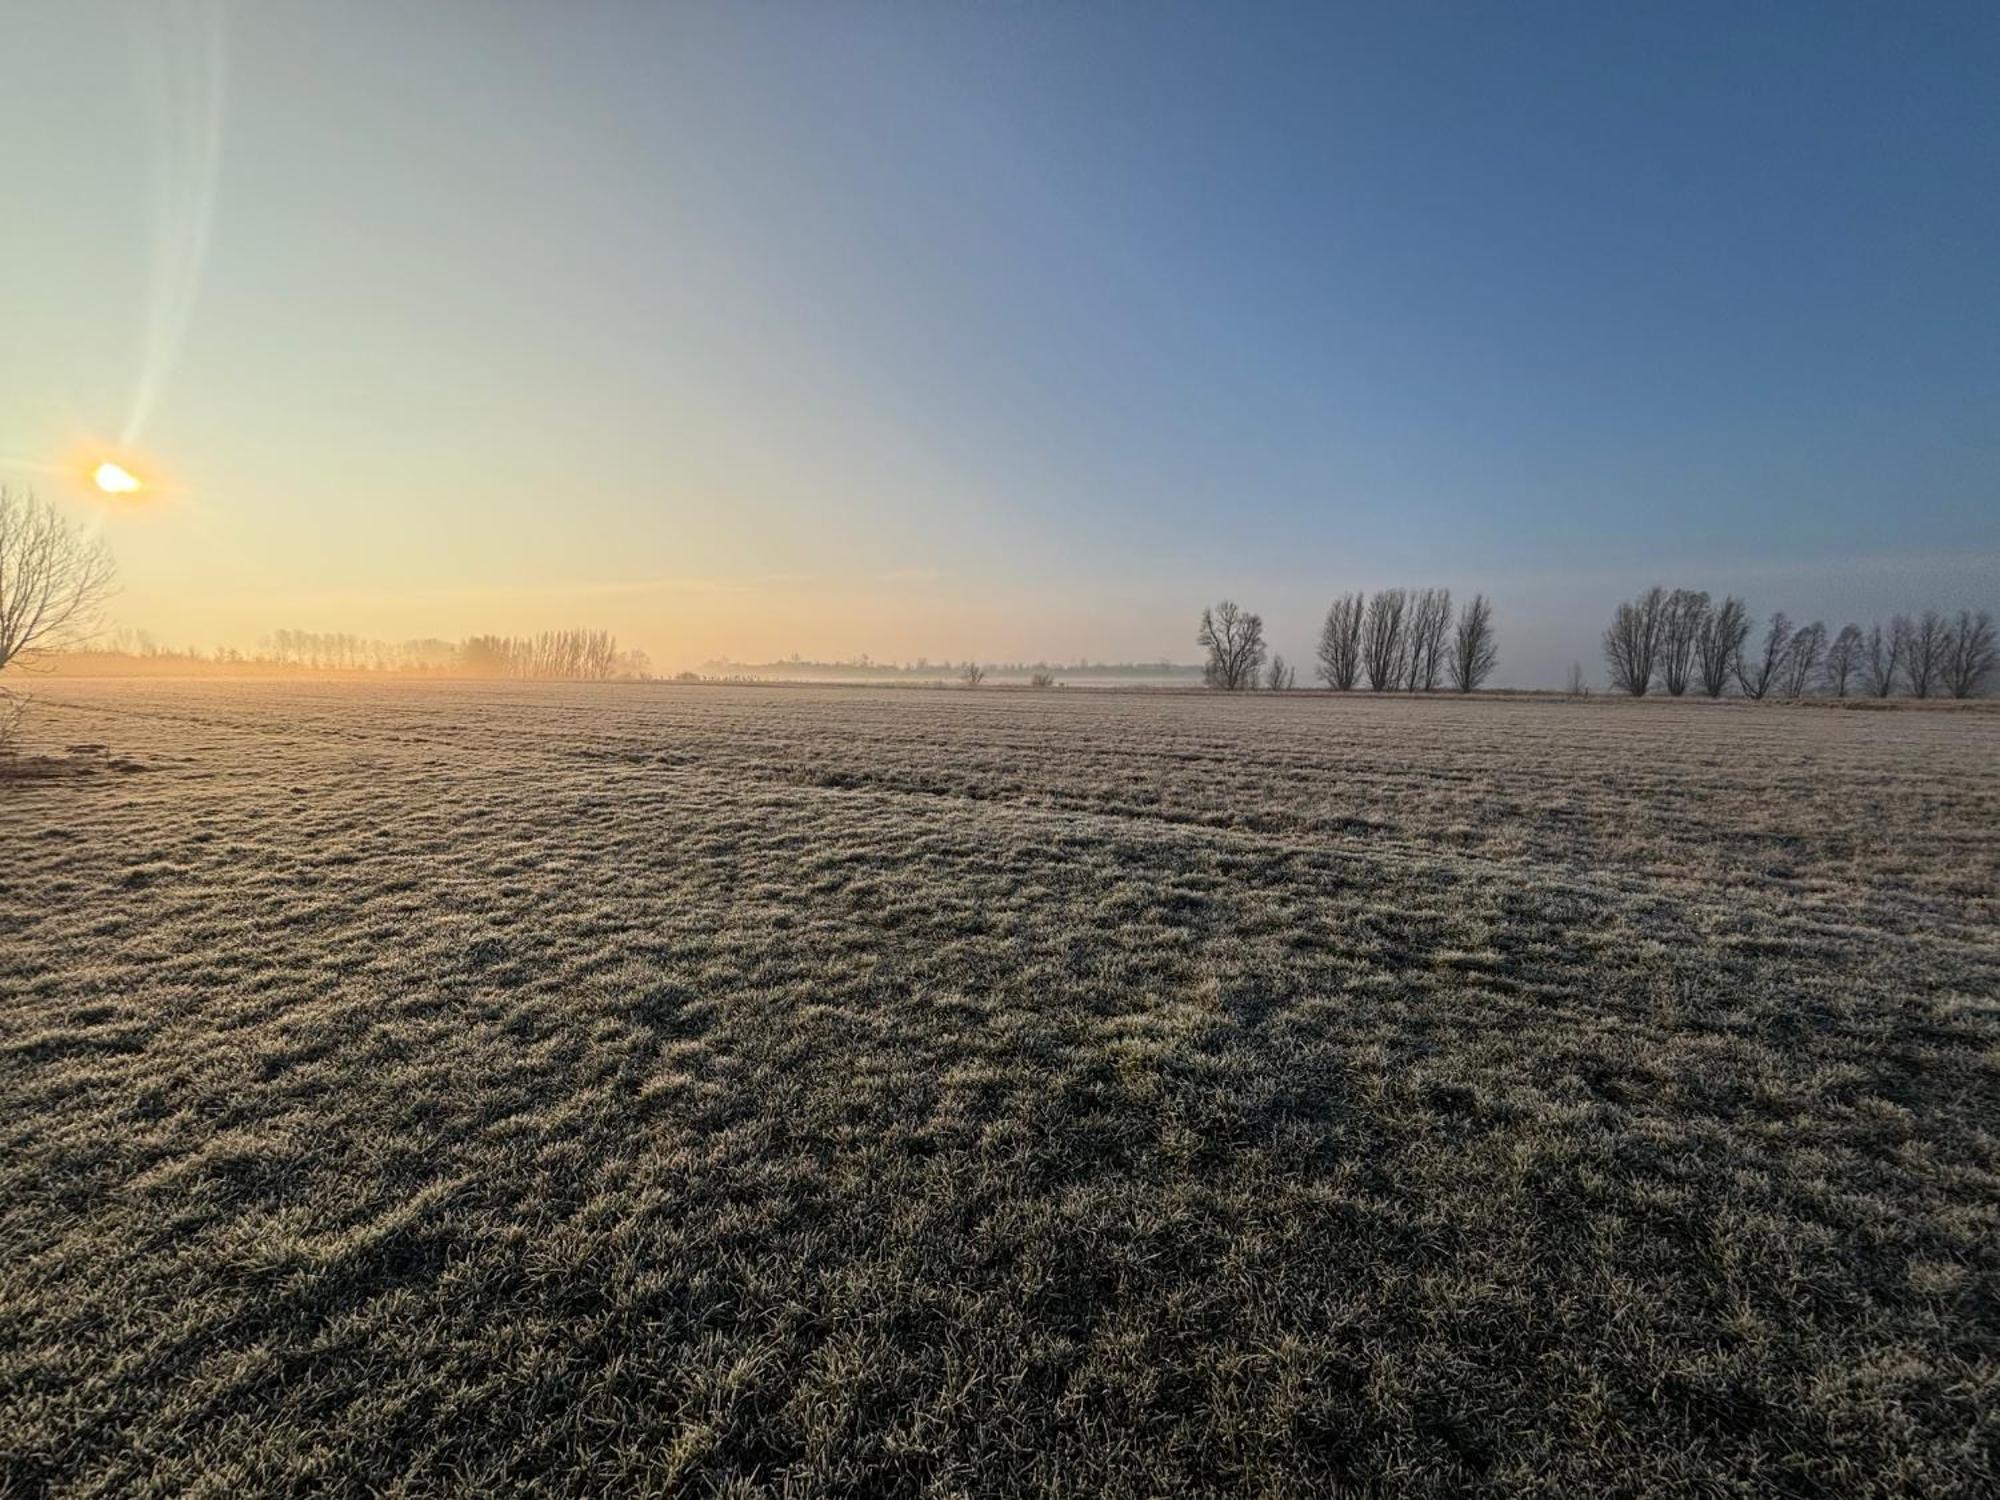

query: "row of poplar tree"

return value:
[1197, 590, 1499, 692]
[1603, 589, 1995, 699]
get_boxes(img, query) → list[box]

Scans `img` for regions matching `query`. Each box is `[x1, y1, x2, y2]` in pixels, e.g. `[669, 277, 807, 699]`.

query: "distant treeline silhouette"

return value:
[269, 627, 647, 679]
[702, 655, 1201, 680]
[85, 627, 651, 680]
[1197, 590, 1499, 692]
[1603, 590, 1995, 699]
[456, 630, 637, 680]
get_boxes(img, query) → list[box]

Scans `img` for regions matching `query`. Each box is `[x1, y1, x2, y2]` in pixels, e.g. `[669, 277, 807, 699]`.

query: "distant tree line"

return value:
[80, 626, 654, 680]
[1602, 588, 1995, 699]
[1197, 589, 1499, 692]
[260, 629, 460, 673]
[701, 655, 1202, 681]
[456, 630, 635, 680]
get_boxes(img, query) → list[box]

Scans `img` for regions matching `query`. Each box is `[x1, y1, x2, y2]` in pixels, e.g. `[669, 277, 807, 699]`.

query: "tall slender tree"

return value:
[1658, 589, 1709, 696]
[1821, 624, 1864, 697]
[1862, 620, 1902, 697]
[1899, 611, 1947, 698]
[1405, 588, 1453, 691]
[1603, 586, 1667, 695]
[1696, 596, 1750, 697]
[1942, 610, 1996, 699]
[1448, 594, 1498, 692]
[1736, 612, 1792, 700]
[1361, 589, 1408, 691]
[1316, 593, 1365, 690]
[1780, 621, 1826, 698]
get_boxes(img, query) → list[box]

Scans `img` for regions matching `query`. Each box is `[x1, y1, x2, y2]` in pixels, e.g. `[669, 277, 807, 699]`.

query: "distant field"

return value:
[4, 681, 1997, 1495]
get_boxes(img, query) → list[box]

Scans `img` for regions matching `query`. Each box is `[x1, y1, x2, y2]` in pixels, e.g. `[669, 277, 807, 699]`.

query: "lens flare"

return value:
[95, 462, 144, 494]
[123, 0, 226, 449]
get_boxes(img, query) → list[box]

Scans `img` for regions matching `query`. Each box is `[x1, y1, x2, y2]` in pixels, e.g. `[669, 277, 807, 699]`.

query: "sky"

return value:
[3, 1, 1995, 684]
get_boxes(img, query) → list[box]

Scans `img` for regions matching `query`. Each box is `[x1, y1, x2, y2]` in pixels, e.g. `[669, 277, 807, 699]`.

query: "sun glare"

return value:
[94, 461, 143, 494]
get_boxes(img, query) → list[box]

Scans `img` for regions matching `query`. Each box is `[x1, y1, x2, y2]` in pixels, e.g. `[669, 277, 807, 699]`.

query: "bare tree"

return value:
[1, 489, 116, 740]
[1736, 612, 1792, 700]
[1603, 586, 1667, 696]
[1360, 589, 1408, 691]
[1942, 609, 1996, 699]
[1316, 593, 1364, 690]
[1898, 611, 1947, 698]
[1658, 589, 1708, 697]
[1028, 671, 1056, 689]
[1448, 594, 1497, 692]
[1862, 619, 1902, 697]
[1696, 596, 1750, 698]
[1264, 654, 1295, 691]
[1404, 588, 1453, 691]
[1198, 600, 1266, 691]
[1565, 661, 1591, 698]
[960, 661, 987, 688]
[1821, 624, 1864, 698]
[1779, 620, 1826, 698]
[0, 488, 115, 672]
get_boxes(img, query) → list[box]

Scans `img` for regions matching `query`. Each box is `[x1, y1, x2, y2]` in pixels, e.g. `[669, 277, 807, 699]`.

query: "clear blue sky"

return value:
[3, 1, 1995, 681]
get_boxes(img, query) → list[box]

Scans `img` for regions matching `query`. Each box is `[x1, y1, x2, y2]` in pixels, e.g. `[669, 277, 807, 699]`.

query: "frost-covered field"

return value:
[4, 680, 1997, 1495]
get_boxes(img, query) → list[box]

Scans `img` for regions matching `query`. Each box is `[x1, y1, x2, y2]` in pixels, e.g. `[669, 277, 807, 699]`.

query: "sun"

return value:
[94, 461, 143, 494]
